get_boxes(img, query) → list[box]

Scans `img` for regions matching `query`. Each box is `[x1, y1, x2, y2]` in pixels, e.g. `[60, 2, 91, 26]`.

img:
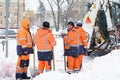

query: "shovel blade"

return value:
[29, 67, 38, 77]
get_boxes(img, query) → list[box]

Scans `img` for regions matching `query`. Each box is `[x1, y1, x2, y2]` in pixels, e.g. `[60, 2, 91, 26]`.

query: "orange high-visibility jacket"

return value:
[64, 28, 80, 47]
[64, 27, 88, 48]
[78, 27, 88, 48]
[35, 28, 56, 51]
[17, 19, 33, 48]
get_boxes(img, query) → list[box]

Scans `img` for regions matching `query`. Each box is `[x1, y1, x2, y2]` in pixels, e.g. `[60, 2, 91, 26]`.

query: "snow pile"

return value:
[33, 50, 120, 80]
[0, 39, 17, 80]
[0, 56, 16, 80]
[0, 39, 120, 80]
[83, 50, 120, 80]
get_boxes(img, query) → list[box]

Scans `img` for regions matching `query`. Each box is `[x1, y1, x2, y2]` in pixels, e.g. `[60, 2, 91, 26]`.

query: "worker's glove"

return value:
[23, 48, 28, 54]
[83, 48, 88, 55]
[18, 54, 22, 57]
[61, 33, 67, 38]
[17, 53, 23, 57]
[28, 48, 34, 54]
[17, 45, 24, 56]
[23, 47, 34, 54]
[32, 41, 35, 47]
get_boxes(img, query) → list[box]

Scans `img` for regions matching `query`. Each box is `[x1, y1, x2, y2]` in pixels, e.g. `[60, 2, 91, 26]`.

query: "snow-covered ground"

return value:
[0, 38, 120, 80]
[0, 39, 17, 80]
[34, 50, 120, 80]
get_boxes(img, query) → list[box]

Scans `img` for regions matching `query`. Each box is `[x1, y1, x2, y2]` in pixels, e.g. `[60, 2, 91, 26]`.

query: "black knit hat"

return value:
[43, 21, 50, 28]
[67, 21, 74, 27]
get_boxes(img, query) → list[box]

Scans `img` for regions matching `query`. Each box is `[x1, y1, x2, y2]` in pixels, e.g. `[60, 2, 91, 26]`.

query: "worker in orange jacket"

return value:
[76, 20, 88, 54]
[35, 21, 56, 74]
[16, 19, 33, 80]
[63, 21, 81, 74]
[63, 21, 88, 74]
[75, 20, 88, 72]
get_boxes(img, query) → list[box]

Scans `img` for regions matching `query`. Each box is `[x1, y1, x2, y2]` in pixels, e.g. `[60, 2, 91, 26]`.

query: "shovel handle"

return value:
[52, 49, 55, 71]
[64, 56, 66, 71]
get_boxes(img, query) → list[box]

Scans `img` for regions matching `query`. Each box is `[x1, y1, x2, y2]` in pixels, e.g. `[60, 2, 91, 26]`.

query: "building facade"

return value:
[0, 0, 25, 29]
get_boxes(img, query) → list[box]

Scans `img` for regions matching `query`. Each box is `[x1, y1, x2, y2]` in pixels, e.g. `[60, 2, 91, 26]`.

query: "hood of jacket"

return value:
[21, 19, 30, 30]
[37, 28, 51, 37]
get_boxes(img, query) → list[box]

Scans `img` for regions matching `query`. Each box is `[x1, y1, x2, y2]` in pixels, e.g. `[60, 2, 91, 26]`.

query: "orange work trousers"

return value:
[16, 54, 29, 74]
[67, 54, 83, 71]
[38, 60, 52, 74]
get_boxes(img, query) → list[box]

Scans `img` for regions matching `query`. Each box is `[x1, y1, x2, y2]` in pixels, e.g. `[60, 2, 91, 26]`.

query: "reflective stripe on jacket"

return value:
[17, 19, 33, 48]
[64, 28, 81, 57]
[64, 28, 87, 57]
[35, 28, 56, 51]
[64, 28, 80, 48]
[78, 27, 88, 48]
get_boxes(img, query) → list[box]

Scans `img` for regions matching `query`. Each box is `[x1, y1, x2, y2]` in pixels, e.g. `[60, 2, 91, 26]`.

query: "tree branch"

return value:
[53, 0, 58, 5]
[60, 0, 65, 6]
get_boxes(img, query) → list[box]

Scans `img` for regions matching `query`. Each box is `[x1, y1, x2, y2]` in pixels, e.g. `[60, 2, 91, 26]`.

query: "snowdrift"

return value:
[0, 39, 120, 80]
[33, 50, 120, 80]
[0, 51, 16, 80]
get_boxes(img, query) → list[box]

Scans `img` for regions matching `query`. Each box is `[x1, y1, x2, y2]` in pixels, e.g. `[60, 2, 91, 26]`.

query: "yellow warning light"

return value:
[92, 3, 96, 9]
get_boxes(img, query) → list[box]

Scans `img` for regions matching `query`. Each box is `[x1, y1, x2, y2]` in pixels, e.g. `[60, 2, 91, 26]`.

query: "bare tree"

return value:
[47, 0, 65, 31]
[47, 0, 57, 30]
[54, 0, 66, 31]
[25, 10, 35, 26]
[77, 0, 89, 19]
[65, 0, 74, 23]
[46, 0, 89, 30]
[37, 0, 46, 26]
[60, 0, 74, 29]
[62, 0, 89, 23]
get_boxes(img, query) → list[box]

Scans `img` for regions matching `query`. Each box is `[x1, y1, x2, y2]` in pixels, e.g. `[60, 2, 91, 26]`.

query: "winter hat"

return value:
[43, 21, 50, 28]
[67, 21, 75, 27]
[76, 20, 83, 26]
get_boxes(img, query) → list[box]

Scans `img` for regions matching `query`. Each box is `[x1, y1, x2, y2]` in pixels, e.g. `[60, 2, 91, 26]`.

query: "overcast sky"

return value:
[25, 0, 52, 12]
[25, 0, 39, 12]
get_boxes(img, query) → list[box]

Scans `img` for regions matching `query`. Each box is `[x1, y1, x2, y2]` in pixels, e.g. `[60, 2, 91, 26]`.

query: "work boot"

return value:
[74, 69, 80, 73]
[16, 78, 22, 80]
[22, 72, 31, 79]
[16, 73, 22, 80]
[66, 70, 73, 74]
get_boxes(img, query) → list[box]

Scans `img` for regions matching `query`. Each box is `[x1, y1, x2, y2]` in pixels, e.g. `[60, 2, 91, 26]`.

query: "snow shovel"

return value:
[63, 38, 67, 71]
[30, 33, 38, 77]
[29, 47, 38, 77]
[64, 56, 67, 71]
[52, 48, 55, 71]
